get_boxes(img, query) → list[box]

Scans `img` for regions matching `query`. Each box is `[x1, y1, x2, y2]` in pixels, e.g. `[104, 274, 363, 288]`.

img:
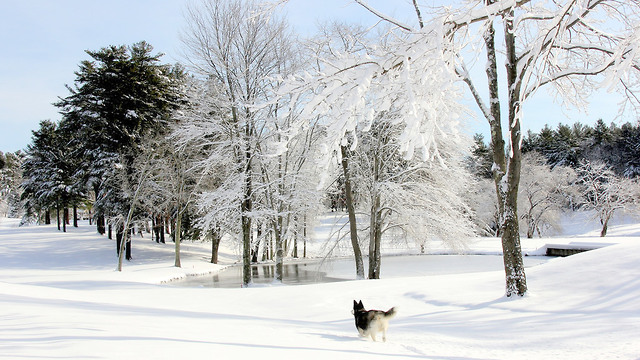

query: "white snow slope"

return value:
[1, 214, 639, 360]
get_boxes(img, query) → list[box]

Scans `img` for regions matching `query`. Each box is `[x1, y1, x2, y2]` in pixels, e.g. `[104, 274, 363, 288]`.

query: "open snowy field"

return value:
[1, 213, 639, 359]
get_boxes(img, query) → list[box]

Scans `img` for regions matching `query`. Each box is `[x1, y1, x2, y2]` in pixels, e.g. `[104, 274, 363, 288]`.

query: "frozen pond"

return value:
[171, 255, 551, 288]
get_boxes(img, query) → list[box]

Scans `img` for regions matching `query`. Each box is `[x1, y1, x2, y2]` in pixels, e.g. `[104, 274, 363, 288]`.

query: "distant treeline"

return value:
[472, 119, 640, 178]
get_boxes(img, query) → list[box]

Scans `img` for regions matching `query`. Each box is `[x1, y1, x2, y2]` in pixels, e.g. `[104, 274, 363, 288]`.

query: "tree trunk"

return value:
[303, 215, 307, 258]
[152, 216, 157, 243]
[94, 185, 105, 235]
[241, 174, 253, 286]
[56, 203, 61, 231]
[274, 218, 284, 283]
[174, 211, 182, 268]
[63, 207, 68, 232]
[526, 210, 534, 239]
[292, 215, 298, 259]
[600, 213, 611, 237]
[159, 216, 166, 243]
[341, 145, 365, 279]
[116, 226, 123, 256]
[125, 232, 132, 260]
[210, 228, 221, 264]
[252, 221, 262, 263]
[501, 9, 527, 297]
[479, 6, 527, 297]
[368, 191, 382, 279]
[73, 205, 78, 228]
[97, 214, 106, 235]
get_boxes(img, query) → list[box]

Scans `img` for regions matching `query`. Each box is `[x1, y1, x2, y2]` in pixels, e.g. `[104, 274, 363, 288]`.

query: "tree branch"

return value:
[354, 0, 416, 32]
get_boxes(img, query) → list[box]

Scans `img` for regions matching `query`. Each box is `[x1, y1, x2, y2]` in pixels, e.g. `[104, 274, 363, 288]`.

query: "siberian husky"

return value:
[352, 300, 397, 342]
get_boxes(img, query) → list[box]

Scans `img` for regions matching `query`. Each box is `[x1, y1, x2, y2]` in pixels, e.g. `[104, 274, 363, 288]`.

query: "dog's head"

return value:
[352, 300, 365, 315]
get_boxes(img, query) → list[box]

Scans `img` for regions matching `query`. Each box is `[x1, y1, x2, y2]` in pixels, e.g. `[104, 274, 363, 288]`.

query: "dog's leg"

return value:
[370, 332, 377, 342]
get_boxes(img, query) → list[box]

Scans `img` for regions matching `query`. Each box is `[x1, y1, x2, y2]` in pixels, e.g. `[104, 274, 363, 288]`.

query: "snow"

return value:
[1, 213, 639, 359]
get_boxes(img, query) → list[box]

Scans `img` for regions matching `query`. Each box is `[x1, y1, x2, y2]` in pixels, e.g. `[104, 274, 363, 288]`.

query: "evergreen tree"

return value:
[21, 121, 80, 231]
[0, 151, 25, 218]
[618, 122, 640, 178]
[55, 41, 184, 259]
[469, 134, 493, 179]
[525, 119, 640, 178]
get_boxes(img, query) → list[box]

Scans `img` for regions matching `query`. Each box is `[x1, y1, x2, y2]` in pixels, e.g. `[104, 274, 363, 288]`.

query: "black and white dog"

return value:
[352, 300, 397, 342]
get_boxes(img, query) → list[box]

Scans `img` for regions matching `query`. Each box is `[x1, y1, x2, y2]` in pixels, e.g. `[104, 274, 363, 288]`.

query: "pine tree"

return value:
[21, 121, 80, 231]
[0, 151, 25, 218]
[55, 41, 184, 259]
[469, 134, 493, 179]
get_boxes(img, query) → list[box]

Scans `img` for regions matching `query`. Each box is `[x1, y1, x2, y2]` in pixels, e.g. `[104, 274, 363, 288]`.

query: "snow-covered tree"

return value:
[0, 151, 25, 219]
[55, 41, 184, 240]
[577, 160, 638, 237]
[468, 177, 501, 236]
[181, 0, 296, 285]
[313, 0, 640, 296]
[171, 79, 240, 265]
[21, 120, 82, 231]
[347, 111, 475, 279]
[302, 21, 376, 279]
[275, 5, 479, 280]
[518, 152, 577, 238]
[132, 132, 200, 268]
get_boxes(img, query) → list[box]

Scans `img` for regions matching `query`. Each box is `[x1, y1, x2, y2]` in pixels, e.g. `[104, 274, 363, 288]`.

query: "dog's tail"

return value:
[384, 307, 397, 319]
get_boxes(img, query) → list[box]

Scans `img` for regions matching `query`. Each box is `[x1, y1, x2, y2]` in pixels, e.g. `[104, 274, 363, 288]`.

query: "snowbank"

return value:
[0, 216, 639, 359]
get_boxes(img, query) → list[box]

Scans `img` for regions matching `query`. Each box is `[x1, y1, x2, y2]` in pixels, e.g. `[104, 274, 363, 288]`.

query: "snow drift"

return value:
[0, 216, 639, 359]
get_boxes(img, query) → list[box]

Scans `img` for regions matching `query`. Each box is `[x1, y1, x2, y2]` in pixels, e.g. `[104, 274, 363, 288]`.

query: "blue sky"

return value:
[0, 0, 630, 153]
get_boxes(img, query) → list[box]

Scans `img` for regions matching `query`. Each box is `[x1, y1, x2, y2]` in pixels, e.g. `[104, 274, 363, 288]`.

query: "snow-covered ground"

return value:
[1, 212, 639, 359]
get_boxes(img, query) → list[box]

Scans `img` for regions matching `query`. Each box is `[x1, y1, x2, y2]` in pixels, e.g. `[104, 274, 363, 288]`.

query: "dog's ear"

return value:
[358, 300, 364, 307]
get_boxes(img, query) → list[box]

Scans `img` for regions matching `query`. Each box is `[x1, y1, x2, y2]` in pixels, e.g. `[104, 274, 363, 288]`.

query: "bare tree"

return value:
[578, 160, 638, 237]
[181, 0, 295, 286]
[519, 152, 576, 238]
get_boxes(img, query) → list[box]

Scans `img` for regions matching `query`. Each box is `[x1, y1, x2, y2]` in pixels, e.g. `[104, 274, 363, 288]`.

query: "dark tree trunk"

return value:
[210, 228, 221, 264]
[303, 215, 307, 258]
[116, 227, 123, 256]
[341, 145, 365, 279]
[241, 123, 254, 287]
[152, 215, 159, 243]
[116, 227, 132, 261]
[160, 216, 165, 243]
[94, 185, 105, 235]
[600, 213, 611, 237]
[368, 192, 382, 279]
[56, 203, 61, 231]
[97, 214, 106, 235]
[292, 215, 298, 259]
[63, 207, 69, 232]
[241, 180, 253, 286]
[273, 216, 284, 282]
[73, 205, 78, 228]
[252, 221, 261, 263]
